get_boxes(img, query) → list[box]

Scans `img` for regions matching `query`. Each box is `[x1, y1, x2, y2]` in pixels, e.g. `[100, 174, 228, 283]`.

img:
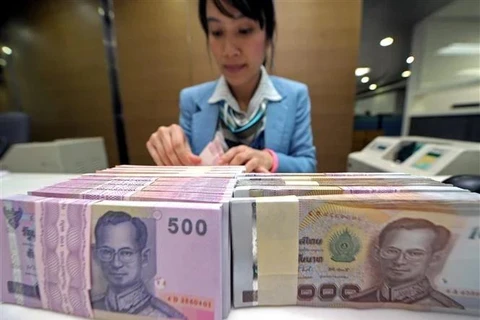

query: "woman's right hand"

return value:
[146, 124, 201, 166]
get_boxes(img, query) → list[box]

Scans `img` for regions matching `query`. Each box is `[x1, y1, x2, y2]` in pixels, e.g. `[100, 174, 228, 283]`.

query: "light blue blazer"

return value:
[178, 76, 317, 173]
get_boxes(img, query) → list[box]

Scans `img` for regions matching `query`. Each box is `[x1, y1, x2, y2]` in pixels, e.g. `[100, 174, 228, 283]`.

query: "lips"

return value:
[389, 268, 410, 273]
[109, 272, 127, 276]
[224, 64, 246, 73]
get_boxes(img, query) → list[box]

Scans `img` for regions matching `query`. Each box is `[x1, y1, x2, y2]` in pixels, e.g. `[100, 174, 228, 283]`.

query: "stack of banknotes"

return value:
[1, 165, 245, 320]
[230, 173, 480, 316]
[1, 168, 479, 320]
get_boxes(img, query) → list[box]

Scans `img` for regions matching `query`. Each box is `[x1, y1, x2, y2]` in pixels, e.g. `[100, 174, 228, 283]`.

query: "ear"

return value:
[141, 248, 151, 267]
[429, 251, 444, 267]
[91, 244, 98, 263]
[374, 245, 380, 262]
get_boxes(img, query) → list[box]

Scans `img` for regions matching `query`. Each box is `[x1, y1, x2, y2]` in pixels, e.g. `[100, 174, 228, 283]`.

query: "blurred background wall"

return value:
[0, 82, 7, 113]
[4, 0, 477, 172]
[0, 0, 119, 165]
[352, 0, 479, 152]
[1, 0, 362, 171]
[113, 0, 361, 171]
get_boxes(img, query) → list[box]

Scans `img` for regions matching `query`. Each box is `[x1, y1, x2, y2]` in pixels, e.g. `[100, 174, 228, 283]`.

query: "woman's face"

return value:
[206, 0, 268, 88]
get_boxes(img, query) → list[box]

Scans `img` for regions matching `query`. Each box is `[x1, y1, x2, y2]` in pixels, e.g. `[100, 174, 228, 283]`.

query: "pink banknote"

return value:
[1, 195, 228, 320]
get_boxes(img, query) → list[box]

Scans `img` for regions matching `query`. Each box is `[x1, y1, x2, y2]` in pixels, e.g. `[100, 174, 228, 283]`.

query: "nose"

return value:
[393, 252, 408, 265]
[111, 253, 123, 268]
[223, 35, 240, 58]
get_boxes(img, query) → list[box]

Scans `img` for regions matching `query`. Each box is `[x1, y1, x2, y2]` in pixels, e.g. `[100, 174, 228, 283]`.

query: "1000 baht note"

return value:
[232, 185, 465, 198]
[230, 192, 480, 316]
[234, 177, 444, 187]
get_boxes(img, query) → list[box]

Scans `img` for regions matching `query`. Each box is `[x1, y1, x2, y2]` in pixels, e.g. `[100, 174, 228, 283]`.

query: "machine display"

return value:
[348, 136, 480, 176]
[413, 149, 445, 171]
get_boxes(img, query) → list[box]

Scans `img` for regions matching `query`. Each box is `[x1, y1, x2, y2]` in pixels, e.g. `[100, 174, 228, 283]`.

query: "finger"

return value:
[167, 125, 189, 165]
[170, 125, 201, 165]
[245, 158, 259, 173]
[230, 150, 251, 166]
[171, 127, 189, 166]
[220, 146, 244, 165]
[159, 127, 183, 166]
[184, 142, 202, 165]
[151, 130, 171, 166]
[254, 166, 270, 173]
[146, 140, 163, 166]
[189, 153, 202, 165]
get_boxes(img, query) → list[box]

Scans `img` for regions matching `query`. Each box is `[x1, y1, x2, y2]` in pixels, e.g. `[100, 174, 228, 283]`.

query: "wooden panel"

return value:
[317, 153, 350, 173]
[123, 104, 181, 165]
[0, 84, 8, 112]
[187, 0, 221, 85]
[114, 0, 192, 164]
[114, 0, 361, 169]
[274, 0, 361, 171]
[2, 0, 118, 166]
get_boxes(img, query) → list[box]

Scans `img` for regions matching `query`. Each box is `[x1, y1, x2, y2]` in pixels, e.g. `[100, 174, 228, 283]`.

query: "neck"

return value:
[384, 276, 425, 288]
[229, 70, 262, 112]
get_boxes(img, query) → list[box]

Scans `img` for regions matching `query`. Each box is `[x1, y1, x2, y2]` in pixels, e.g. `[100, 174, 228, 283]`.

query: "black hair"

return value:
[95, 211, 148, 250]
[198, 0, 276, 68]
[379, 218, 451, 253]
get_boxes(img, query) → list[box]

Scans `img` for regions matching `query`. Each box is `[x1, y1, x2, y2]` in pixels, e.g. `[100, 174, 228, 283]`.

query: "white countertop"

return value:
[1, 303, 476, 320]
[0, 172, 474, 320]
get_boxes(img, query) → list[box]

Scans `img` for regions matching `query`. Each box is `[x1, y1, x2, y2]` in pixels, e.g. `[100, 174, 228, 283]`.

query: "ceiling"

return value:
[356, 0, 455, 94]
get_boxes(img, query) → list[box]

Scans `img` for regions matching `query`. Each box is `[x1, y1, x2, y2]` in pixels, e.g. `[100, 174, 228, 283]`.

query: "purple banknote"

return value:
[34, 199, 94, 318]
[1, 195, 42, 308]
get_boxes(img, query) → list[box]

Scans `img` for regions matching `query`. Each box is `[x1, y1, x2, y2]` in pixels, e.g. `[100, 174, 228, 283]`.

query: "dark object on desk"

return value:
[409, 115, 480, 143]
[443, 175, 480, 194]
[0, 112, 30, 158]
[395, 142, 422, 163]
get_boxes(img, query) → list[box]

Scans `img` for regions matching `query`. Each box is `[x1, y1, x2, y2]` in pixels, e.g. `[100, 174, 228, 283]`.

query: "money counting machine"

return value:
[348, 136, 480, 176]
[0, 137, 108, 173]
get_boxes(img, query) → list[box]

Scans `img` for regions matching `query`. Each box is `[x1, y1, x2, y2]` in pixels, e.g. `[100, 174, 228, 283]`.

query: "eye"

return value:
[98, 248, 113, 259]
[410, 250, 426, 257]
[210, 30, 223, 38]
[239, 28, 253, 35]
[386, 248, 398, 254]
[120, 250, 134, 257]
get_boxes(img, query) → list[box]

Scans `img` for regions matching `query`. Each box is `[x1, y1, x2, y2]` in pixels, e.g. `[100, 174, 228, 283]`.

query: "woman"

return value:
[146, 0, 316, 173]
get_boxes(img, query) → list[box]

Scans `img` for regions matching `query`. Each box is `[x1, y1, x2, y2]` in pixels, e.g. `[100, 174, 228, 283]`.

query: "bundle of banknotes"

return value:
[1, 165, 244, 320]
[1, 167, 479, 320]
[230, 173, 480, 316]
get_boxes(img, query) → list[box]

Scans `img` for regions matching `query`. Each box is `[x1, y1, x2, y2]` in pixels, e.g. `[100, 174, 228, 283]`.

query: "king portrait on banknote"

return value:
[92, 211, 186, 319]
[348, 217, 464, 309]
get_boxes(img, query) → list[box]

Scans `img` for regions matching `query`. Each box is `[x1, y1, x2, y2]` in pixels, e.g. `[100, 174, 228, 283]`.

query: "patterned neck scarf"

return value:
[219, 100, 267, 140]
[209, 66, 282, 146]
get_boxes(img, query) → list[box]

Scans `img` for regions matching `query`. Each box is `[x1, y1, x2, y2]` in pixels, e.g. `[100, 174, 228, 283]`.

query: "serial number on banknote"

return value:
[445, 289, 480, 297]
[168, 218, 207, 236]
[166, 294, 213, 308]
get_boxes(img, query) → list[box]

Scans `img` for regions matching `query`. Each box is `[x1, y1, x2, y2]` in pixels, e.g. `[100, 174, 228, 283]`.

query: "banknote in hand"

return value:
[200, 132, 228, 166]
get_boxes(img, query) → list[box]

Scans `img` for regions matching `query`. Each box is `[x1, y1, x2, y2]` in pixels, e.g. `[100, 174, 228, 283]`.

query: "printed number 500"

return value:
[168, 218, 207, 236]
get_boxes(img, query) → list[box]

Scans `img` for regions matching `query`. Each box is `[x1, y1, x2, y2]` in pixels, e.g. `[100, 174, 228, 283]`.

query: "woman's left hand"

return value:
[218, 146, 273, 173]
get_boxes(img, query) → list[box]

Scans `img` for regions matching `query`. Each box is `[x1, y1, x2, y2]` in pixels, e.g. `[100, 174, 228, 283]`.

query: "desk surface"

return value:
[0, 172, 474, 320]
